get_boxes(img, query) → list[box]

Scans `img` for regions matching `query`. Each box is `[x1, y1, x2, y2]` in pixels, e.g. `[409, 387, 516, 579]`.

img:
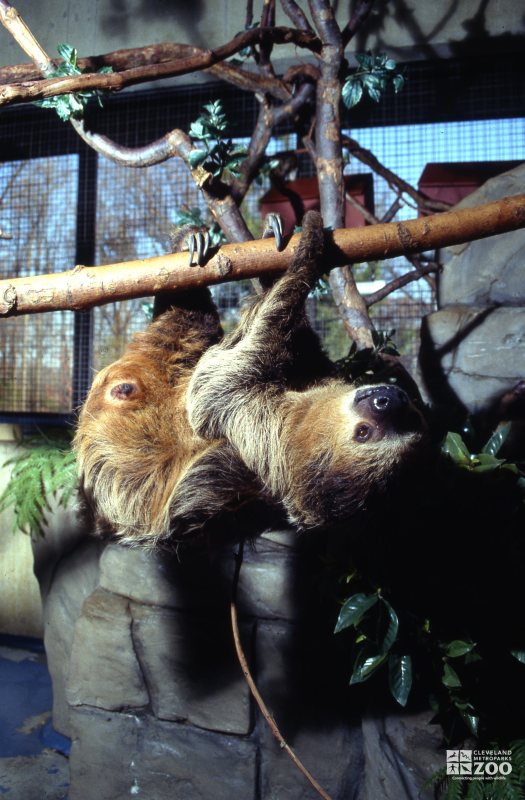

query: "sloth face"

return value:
[351, 384, 425, 442]
[282, 382, 428, 527]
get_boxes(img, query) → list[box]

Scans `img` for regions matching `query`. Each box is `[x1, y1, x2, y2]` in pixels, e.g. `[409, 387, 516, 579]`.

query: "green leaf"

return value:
[342, 78, 363, 109]
[482, 423, 511, 456]
[443, 640, 476, 658]
[188, 149, 208, 168]
[379, 598, 399, 654]
[334, 592, 379, 633]
[442, 662, 462, 688]
[388, 654, 413, 706]
[442, 432, 471, 465]
[350, 650, 387, 684]
[392, 74, 405, 93]
[459, 710, 479, 737]
[511, 650, 525, 664]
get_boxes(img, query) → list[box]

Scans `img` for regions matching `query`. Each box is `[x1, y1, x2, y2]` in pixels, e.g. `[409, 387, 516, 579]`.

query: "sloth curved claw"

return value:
[262, 212, 283, 252]
[188, 230, 210, 266]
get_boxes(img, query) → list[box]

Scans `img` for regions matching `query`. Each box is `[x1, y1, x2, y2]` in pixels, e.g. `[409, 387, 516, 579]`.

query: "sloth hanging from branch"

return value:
[74, 211, 429, 550]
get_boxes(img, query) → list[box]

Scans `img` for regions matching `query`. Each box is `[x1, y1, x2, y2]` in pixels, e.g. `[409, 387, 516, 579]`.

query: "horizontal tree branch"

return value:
[0, 26, 320, 109]
[0, 194, 523, 317]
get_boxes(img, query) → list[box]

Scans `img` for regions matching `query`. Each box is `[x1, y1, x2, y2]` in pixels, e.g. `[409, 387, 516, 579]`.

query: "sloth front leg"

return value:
[186, 211, 326, 492]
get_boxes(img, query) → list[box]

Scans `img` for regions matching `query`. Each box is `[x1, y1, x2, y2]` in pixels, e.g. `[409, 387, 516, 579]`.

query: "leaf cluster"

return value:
[335, 590, 413, 707]
[442, 426, 523, 481]
[0, 432, 77, 537]
[335, 328, 400, 382]
[336, 425, 525, 750]
[342, 52, 406, 109]
[188, 100, 247, 179]
[34, 44, 113, 121]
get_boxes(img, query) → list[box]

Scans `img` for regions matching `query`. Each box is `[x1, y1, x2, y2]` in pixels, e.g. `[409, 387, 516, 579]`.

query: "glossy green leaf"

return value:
[442, 662, 462, 688]
[334, 592, 379, 633]
[388, 654, 413, 707]
[443, 640, 476, 658]
[482, 423, 511, 456]
[442, 432, 471, 465]
[379, 598, 399, 654]
[350, 651, 387, 684]
[342, 78, 364, 109]
[187, 149, 208, 168]
[459, 710, 479, 737]
[511, 650, 525, 664]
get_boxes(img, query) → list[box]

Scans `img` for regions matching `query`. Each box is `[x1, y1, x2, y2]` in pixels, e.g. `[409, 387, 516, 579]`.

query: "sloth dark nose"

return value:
[354, 384, 409, 415]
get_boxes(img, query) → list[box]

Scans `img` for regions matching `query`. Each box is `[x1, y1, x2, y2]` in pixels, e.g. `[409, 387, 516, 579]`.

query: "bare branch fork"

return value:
[1, 195, 524, 317]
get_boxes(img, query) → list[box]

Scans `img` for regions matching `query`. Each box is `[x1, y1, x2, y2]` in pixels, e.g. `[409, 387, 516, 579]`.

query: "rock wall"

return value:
[421, 163, 525, 415]
[34, 528, 443, 800]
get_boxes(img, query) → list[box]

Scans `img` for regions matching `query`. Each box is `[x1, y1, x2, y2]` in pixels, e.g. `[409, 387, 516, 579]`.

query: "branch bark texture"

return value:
[1, 195, 523, 317]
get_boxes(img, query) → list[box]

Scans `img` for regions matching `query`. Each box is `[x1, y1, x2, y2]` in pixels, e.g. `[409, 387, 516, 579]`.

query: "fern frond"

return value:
[0, 435, 78, 538]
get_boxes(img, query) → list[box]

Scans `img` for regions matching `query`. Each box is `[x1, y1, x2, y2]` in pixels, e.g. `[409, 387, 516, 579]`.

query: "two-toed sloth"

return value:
[74, 211, 428, 549]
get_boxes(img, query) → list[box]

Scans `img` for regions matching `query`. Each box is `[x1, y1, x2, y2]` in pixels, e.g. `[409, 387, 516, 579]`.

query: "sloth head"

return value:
[73, 353, 200, 545]
[282, 382, 428, 528]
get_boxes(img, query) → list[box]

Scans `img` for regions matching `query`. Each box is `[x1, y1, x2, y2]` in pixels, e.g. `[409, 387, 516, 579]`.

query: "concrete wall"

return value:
[0, 428, 43, 638]
[0, 0, 523, 74]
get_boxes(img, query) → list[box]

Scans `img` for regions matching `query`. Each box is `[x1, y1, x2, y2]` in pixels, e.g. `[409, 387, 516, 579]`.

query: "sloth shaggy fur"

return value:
[74, 211, 428, 548]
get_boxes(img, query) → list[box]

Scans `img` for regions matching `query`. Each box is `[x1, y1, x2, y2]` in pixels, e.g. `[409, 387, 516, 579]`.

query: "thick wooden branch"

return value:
[0, 26, 320, 109]
[0, 195, 523, 317]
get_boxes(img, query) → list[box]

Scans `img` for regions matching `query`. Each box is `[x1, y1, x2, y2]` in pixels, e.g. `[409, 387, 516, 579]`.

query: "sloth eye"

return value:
[354, 423, 372, 443]
[110, 382, 137, 400]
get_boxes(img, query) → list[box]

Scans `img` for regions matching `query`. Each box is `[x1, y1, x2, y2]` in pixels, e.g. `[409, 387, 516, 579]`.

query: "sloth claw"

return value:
[262, 213, 283, 252]
[188, 230, 210, 266]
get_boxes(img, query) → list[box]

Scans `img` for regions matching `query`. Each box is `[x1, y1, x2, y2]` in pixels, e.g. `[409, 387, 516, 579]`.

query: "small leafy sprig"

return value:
[0, 432, 77, 537]
[34, 43, 113, 121]
[174, 205, 226, 248]
[442, 425, 523, 480]
[335, 329, 400, 382]
[342, 52, 406, 109]
[187, 100, 247, 179]
[336, 423, 525, 749]
[335, 589, 413, 707]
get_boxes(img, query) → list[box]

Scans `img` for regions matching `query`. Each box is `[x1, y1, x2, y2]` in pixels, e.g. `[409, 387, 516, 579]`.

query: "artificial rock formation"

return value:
[421, 163, 525, 414]
[34, 526, 443, 800]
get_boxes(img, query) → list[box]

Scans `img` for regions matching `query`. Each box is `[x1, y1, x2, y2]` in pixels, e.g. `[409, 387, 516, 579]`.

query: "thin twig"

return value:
[365, 262, 439, 306]
[230, 542, 333, 800]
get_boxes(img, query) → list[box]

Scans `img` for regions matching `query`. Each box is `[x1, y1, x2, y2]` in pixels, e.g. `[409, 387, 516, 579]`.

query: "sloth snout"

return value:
[354, 385, 409, 417]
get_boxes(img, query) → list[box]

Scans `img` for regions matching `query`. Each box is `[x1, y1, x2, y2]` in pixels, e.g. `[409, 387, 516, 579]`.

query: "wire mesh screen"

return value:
[0, 155, 78, 413]
[0, 51, 523, 418]
[92, 132, 298, 365]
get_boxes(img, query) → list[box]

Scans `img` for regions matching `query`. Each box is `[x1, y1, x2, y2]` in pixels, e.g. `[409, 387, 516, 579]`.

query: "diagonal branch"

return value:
[0, 195, 523, 317]
[343, 135, 451, 214]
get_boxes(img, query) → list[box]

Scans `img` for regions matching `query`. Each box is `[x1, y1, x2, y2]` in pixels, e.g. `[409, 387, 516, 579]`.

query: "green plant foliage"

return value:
[0, 432, 77, 537]
[334, 589, 412, 706]
[335, 328, 400, 382]
[34, 43, 113, 121]
[188, 100, 247, 180]
[442, 427, 520, 477]
[342, 52, 406, 109]
[336, 423, 525, 764]
[174, 206, 226, 249]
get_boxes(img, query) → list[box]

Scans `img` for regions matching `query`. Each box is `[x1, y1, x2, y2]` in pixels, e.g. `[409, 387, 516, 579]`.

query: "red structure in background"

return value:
[418, 161, 521, 211]
[260, 174, 374, 236]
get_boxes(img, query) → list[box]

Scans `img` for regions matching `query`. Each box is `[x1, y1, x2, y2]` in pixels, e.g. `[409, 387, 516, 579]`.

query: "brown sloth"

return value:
[74, 211, 428, 549]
